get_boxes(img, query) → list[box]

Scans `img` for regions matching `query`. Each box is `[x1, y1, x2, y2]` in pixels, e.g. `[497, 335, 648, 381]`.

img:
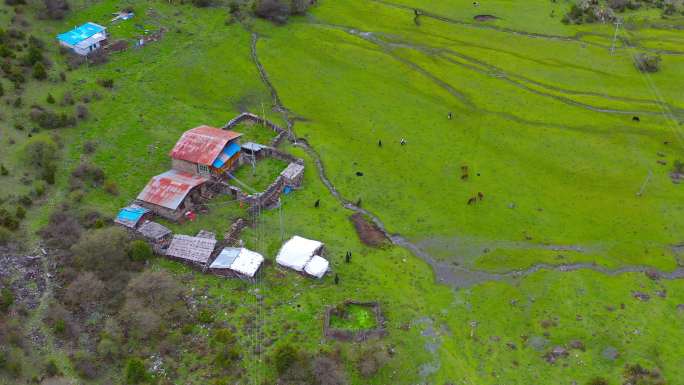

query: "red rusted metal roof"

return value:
[136, 169, 209, 210]
[169, 125, 242, 166]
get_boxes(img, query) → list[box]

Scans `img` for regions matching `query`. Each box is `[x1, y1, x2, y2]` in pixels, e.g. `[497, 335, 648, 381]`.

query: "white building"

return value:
[57, 22, 107, 56]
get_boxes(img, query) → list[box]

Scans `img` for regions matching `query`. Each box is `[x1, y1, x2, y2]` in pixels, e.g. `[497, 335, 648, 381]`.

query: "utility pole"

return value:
[610, 19, 622, 55]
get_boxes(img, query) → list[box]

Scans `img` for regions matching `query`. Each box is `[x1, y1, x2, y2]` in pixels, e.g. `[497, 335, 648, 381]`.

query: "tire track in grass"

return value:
[249, 32, 684, 289]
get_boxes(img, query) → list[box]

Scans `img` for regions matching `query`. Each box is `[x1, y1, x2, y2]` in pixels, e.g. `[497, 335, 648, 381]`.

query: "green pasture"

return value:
[2, 0, 684, 383]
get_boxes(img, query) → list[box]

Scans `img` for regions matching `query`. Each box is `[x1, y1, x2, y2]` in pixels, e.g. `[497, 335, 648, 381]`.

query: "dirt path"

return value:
[248, 32, 684, 289]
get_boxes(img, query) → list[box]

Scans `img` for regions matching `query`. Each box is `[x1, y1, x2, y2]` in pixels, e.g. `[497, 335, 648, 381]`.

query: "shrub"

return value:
[71, 350, 99, 379]
[30, 108, 76, 129]
[0, 208, 19, 230]
[83, 140, 97, 154]
[71, 227, 129, 278]
[103, 180, 118, 195]
[75, 104, 88, 119]
[673, 160, 684, 174]
[97, 78, 114, 88]
[40, 210, 82, 248]
[312, 354, 347, 385]
[0, 287, 14, 313]
[0, 164, 8, 175]
[64, 272, 105, 312]
[24, 135, 57, 168]
[357, 344, 389, 378]
[274, 344, 298, 374]
[43, 0, 70, 20]
[70, 162, 105, 190]
[198, 309, 215, 324]
[33, 180, 46, 196]
[124, 358, 148, 384]
[44, 359, 60, 377]
[0, 81, 3, 97]
[24, 45, 43, 66]
[192, 0, 212, 7]
[586, 377, 609, 385]
[634, 53, 661, 73]
[32, 62, 47, 80]
[46, 93, 55, 104]
[129, 240, 152, 262]
[0, 227, 11, 245]
[254, 0, 291, 24]
[14, 206, 25, 219]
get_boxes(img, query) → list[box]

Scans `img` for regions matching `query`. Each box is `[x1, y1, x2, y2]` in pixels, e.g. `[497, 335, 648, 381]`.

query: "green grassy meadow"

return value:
[2, 0, 684, 383]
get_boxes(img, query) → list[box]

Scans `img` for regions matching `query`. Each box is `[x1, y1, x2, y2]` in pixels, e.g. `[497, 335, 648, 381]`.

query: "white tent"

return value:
[304, 255, 329, 279]
[210, 247, 264, 278]
[276, 236, 324, 272]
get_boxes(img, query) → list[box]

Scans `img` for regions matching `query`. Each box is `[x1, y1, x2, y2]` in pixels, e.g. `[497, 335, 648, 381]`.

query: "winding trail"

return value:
[248, 33, 684, 289]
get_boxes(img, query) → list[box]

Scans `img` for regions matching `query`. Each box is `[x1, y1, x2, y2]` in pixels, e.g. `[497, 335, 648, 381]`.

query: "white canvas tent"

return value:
[304, 255, 329, 278]
[276, 236, 328, 278]
[210, 247, 264, 278]
[276, 236, 323, 271]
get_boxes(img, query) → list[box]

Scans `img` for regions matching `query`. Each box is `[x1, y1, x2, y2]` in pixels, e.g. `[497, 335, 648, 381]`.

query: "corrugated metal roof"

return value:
[242, 142, 264, 152]
[136, 169, 208, 210]
[212, 142, 241, 168]
[281, 162, 304, 180]
[169, 126, 242, 166]
[166, 234, 217, 264]
[137, 220, 172, 241]
[57, 22, 106, 46]
[115, 204, 150, 228]
[210, 247, 241, 269]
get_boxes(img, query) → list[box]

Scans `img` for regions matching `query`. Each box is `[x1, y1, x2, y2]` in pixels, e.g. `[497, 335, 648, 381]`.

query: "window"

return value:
[197, 164, 210, 175]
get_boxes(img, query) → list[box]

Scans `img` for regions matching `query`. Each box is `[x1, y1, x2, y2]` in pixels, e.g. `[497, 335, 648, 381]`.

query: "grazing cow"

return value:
[448, 112, 453, 120]
[378, 140, 382, 147]
[345, 251, 351, 263]
[314, 199, 320, 208]
[400, 138, 406, 146]
[478, 192, 484, 200]
[632, 116, 640, 122]
[461, 174, 469, 180]
[467, 197, 477, 205]
[356, 171, 364, 176]
[334, 274, 339, 285]
[356, 198, 362, 207]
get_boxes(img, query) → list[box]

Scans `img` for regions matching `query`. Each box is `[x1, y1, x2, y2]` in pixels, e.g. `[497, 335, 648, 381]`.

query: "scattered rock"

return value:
[527, 336, 548, 352]
[632, 291, 650, 301]
[655, 290, 667, 298]
[569, 340, 585, 351]
[602, 346, 619, 361]
[645, 269, 660, 280]
[544, 346, 568, 363]
[677, 304, 684, 312]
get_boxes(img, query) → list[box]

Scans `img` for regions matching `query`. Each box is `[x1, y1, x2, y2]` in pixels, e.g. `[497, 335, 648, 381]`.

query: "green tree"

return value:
[33, 62, 47, 80]
[124, 358, 148, 384]
[129, 240, 153, 262]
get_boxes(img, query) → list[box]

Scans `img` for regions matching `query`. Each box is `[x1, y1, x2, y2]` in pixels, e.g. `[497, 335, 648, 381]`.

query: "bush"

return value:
[24, 135, 57, 167]
[0, 227, 11, 245]
[587, 377, 609, 385]
[44, 359, 60, 377]
[71, 227, 129, 278]
[83, 140, 97, 154]
[192, 0, 212, 7]
[0, 287, 14, 313]
[71, 350, 99, 379]
[70, 162, 105, 190]
[312, 354, 347, 385]
[32, 61, 47, 80]
[125, 358, 148, 384]
[673, 160, 684, 174]
[254, 0, 291, 24]
[46, 93, 55, 104]
[14, 206, 25, 219]
[198, 309, 215, 324]
[40, 210, 82, 248]
[63, 272, 105, 312]
[0, 208, 19, 230]
[43, 0, 70, 20]
[75, 104, 88, 119]
[274, 344, 298, 375]
[103, 180, 118, 195]
[24, 45, 43, 66]
[0, 164, 8, 175]
[30, 108, 76, 129]
[97, 78, 114, 88]
[129, 240, 152, 262]
[357, 344, 389, 378]
[634, 53, 661, 73]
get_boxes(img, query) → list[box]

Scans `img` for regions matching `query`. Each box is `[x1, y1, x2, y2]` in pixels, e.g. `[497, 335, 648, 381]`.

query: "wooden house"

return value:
[169, 125, 243, 178]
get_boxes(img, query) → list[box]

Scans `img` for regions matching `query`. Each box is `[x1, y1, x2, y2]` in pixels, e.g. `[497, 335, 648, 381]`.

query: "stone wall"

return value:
[323, 301, 387, 342]
[223, 112, 293, 147]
